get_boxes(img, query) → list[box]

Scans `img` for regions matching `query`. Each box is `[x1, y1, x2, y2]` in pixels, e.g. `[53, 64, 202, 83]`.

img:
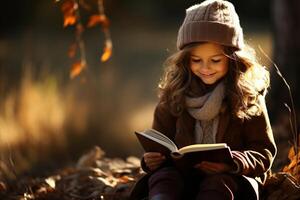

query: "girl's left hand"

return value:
[194, 161, 232, 174]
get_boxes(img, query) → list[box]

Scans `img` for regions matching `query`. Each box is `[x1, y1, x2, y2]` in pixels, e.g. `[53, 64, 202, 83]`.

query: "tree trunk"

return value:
[270, 0, 300, 123]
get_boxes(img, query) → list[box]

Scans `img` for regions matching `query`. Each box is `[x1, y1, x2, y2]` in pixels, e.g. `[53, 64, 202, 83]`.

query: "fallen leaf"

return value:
[118, 175, 134, 183]
[36, 187, 48, 195]
[45, 177, 56, 189]
[0, 182, 6, 191]
[76, 146, 105, 168]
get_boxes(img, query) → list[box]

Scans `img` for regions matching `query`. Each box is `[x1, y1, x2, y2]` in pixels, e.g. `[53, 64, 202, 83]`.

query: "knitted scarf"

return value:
[185, 82, 225, 144]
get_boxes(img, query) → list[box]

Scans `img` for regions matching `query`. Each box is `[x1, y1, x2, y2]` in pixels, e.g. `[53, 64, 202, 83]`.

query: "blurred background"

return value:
[0, 0, 299, 177]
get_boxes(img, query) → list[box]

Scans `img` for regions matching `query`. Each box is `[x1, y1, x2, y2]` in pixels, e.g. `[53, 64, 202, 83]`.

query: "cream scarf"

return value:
[185, 82, 225, 144]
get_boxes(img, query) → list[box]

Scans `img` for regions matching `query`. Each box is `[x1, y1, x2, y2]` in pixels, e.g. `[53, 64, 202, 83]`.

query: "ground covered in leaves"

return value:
[0, 146, 300, 200]
[0, 146, 142, 200]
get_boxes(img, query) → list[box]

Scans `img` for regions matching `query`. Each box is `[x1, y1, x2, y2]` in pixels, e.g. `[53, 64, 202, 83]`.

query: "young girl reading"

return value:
[131, 0, 277, 199]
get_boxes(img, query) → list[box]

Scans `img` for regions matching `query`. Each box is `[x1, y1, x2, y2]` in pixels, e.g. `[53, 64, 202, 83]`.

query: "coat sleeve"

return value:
[231, 95, 277, 179]
[140, 101, 177, 173]
[151, 101, 177, 140]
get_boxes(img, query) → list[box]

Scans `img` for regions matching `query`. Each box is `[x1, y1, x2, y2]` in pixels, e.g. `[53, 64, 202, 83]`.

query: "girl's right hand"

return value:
[143, 152, 166, 171]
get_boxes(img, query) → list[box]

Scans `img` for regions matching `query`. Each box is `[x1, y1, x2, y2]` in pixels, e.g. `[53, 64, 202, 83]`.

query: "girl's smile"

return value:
[189, 43, 229, 85]
[199, 72, 217, 77]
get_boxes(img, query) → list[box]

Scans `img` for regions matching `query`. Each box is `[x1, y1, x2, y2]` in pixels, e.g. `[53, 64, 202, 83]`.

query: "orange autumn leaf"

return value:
[118, 175, 134, 183]
[61, 0, 77, 27]
[101, 40, 112, 62]
[288, 147, 296, 160]
[101, 47, 111, 62]
[70, 61, 86, 79]
[87, 15, 101, 28]
[64, 15, 76, 27]
[283, 157, 298, 173]
[87, 14, 110, 28]
[282, 165, 289, 172]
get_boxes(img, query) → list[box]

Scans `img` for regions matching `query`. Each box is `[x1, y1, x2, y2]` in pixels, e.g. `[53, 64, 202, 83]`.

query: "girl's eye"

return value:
[211, 59, 221, 63]
[191, 58, 202, 63]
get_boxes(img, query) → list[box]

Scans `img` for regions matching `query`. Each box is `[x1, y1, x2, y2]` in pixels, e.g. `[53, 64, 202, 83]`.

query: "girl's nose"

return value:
[200, 62, 211, 71]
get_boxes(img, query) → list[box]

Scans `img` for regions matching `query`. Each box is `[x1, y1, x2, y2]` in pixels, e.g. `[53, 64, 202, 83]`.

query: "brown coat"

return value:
[151, 96, 276, 183]
[130, 93, 277, 199]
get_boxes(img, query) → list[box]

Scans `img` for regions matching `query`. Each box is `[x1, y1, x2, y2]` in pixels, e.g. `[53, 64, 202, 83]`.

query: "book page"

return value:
[139, 129, 178, 152]
[178, 143, 227, 154]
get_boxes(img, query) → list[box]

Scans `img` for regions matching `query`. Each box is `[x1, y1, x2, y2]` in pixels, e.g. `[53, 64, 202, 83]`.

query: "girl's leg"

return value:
[195, 174, 238, 200]
[148, 167, 184, 200]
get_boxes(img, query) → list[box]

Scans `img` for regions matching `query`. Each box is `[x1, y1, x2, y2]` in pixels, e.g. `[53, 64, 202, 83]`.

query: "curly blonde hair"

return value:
[158, 42, 270, 119]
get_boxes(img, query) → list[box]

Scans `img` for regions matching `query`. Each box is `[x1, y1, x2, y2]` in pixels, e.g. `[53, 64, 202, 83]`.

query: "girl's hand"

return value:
[143, 152, 166, 171]
[194, 161, 232, 174]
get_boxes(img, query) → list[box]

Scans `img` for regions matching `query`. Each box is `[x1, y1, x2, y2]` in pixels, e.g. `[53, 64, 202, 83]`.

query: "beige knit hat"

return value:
[177, 0, 244, 50]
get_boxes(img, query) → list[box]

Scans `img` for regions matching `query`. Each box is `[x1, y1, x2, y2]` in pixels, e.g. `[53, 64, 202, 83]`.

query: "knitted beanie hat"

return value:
[177, 0, 244, 50]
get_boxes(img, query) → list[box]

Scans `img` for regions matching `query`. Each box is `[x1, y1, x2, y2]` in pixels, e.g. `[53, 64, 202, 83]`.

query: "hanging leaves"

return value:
[56, 0, 113, 79]
[97, 0, 113, 63]
[61, 0, 78, 27]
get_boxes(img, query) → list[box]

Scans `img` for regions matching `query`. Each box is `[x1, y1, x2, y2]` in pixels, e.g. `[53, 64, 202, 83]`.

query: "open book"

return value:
[135, 129, 234, 169]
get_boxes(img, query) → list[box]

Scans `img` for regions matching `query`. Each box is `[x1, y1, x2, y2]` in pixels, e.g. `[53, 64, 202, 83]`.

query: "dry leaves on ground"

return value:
[0, 146, 143, 200]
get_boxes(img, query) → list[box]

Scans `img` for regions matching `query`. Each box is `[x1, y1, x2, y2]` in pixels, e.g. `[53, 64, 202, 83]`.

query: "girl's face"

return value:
[189, 43, 229, 85]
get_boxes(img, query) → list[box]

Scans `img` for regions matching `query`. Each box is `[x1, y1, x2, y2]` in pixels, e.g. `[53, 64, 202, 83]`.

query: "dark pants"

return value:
[148, 166, 250, 200]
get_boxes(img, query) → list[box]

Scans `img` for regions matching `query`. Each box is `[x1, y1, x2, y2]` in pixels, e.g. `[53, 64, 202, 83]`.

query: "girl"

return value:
[131, 0, 277, 199]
